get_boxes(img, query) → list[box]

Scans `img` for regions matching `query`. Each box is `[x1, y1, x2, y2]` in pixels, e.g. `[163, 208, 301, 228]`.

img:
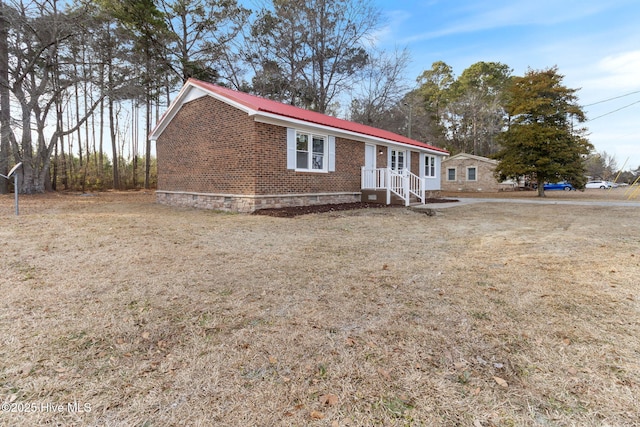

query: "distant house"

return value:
[149, 79, 449, 212]
[441, 153, 516, 192]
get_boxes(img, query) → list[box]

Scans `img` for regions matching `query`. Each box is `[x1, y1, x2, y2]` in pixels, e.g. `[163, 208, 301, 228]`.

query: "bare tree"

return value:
[5, 0, 79, 192]
[247, 0, 380, 114]
[349, 48, 411, 127]
[0, 0, 11, 194]
[585, 151, 618, 180]
[159, 0, 249, 84]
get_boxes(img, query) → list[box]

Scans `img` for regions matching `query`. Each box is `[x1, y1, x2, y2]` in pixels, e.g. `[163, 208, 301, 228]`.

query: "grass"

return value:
[0, 189, 639, 426]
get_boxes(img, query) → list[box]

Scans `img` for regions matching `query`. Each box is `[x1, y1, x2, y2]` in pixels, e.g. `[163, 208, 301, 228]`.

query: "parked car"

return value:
[543, 181, 575, 191]
[585, 180, 611, 189]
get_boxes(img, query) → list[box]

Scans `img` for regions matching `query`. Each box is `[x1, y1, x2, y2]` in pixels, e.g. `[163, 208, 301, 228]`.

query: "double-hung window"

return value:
[287, 128, 335, 172]
[424, 155, 436, 178]
[296, 132, 326, 171]
[467, 166, 477, 181]
[447, 168, 456, 181]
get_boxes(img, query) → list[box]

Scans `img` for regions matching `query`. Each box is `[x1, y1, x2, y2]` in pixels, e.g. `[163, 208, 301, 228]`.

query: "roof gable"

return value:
[151, 78, 448, 155]
[444, 153, 498, 165]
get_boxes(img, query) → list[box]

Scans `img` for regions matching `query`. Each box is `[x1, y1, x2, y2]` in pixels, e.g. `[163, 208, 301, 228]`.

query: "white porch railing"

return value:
[407, 170, 426, 204]
[361, 167, 386, 190]
[361, 167, 425, 206]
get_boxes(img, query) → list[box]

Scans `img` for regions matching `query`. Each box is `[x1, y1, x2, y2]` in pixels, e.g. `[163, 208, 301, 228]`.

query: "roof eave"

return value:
[149, 79, 260, 141]
[252, 111, 448, 155]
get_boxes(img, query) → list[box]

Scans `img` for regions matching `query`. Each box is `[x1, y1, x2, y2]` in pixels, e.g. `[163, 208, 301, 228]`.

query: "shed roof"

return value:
[443, 153, 498, 165]
[150, 78, 449, 155]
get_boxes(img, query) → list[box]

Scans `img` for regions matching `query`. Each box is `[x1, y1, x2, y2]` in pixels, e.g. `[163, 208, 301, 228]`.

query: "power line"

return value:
[586, 99, 640, 122]
[583, 90, 640, 107]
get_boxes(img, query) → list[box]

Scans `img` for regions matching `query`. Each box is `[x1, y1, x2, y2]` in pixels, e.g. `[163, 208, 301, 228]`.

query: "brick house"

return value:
[441, 153, 516, 192]
[150, 78, 449, 212]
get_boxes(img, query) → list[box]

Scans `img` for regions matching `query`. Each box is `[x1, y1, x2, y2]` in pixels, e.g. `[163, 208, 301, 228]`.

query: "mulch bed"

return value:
[252, 199, 458, 218]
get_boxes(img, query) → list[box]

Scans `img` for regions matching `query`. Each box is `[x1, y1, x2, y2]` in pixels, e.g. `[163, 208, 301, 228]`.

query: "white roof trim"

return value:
[444, 152, 497, 164]
[149, 81, 260, 141]
[253, 113, 447, 155]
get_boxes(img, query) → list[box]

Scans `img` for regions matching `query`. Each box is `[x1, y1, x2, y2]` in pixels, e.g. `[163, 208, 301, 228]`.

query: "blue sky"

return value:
[373, 0, 640, 171]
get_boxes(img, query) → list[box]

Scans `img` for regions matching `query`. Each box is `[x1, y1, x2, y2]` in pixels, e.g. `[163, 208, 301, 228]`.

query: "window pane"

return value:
[391, 150, 404, 171]
[312, 136, 324, 154]
[312, 154, 323, 169]
[297, 152, 308, 168]
[468, 167, 476, 180]
[448, 168, 456, 181]
[296, 133, 308, 151]
[425, 156, 435, 177]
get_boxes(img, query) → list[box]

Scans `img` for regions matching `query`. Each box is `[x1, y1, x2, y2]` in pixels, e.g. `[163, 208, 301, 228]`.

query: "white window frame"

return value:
[424, 155, 436, 178]
[287, 129, 335, 173]
[466, 166, 477, 181]
[447, 167, 456, 181]
[390, 149, 406, 172]
[295, 131, 327, 172]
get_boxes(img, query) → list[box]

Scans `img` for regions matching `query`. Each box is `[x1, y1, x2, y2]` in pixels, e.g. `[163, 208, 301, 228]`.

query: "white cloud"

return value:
[584, 51, 640, 92]
[400, 1, 609, 44]
[372, 9, 413, 46]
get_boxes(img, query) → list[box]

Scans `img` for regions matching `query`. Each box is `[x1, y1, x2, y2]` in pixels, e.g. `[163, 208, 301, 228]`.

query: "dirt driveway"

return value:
[0, 190, 639, 426]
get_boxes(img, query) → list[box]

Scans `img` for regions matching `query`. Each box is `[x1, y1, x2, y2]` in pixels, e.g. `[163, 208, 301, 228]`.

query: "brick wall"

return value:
[253, 123, 363, 195]
[156, 94, 368, 211]
[377, 146, 388, 168]
[410, 150, 420, 175]
[157, 96, 256, 195]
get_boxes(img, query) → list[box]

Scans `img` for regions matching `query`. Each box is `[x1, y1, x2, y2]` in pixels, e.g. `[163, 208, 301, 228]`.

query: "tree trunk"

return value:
[109, 97, 119, 190]
[0, 0, 10, 194]
[144, 93, 151, 189]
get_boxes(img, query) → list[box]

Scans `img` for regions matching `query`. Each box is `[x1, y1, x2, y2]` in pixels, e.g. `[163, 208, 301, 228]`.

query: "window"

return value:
[467, 167, 477, 181]
[287, 128, 335, 172]
[391, 149, 405, 172]
[447, 168, 456, 181]
[424, 155, 436, 178]
[296, 131, 326, 171]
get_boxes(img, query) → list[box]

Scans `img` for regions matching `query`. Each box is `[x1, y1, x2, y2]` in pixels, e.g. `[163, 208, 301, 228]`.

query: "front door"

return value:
[363, 144, 376, 188]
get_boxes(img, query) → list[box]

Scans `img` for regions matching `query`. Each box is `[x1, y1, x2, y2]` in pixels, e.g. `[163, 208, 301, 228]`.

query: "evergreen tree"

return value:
[494, 67, 593, 196]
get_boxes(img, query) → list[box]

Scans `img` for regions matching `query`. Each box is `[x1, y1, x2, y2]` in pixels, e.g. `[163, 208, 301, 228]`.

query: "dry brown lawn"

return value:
[1, 189, 639, 426]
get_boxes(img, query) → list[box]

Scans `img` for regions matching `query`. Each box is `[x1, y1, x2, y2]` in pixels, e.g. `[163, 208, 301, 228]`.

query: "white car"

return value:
[585, 180, 611, 189]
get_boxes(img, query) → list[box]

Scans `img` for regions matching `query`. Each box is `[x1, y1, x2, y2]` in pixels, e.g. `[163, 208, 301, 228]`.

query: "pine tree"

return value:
[494, 67, 593, 196]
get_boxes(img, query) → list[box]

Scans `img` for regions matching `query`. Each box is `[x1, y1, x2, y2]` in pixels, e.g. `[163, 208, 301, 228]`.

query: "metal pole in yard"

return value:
[14, 172, 18, 215]
[2, 162, 22, 216]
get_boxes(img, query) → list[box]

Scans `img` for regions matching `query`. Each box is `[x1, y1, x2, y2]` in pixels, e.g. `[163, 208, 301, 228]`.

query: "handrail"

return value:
[362, 167, 424, 206]
[407, 170, 425, 204]
[388, 168, 408, 206]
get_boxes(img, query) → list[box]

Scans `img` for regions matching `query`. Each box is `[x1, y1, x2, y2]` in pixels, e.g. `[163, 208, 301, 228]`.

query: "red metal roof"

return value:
[189, 78, 448, 154]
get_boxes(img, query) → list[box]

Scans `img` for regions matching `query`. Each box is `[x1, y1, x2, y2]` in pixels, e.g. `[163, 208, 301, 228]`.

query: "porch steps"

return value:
[389, 193, 423, 206]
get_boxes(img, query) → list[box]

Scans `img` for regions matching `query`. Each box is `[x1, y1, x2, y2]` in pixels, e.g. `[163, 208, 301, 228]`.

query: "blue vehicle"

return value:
[543, 181, 575, 191]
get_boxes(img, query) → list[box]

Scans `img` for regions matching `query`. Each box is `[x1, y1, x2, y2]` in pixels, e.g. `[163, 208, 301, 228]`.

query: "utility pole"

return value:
[403, 102, 412, 139]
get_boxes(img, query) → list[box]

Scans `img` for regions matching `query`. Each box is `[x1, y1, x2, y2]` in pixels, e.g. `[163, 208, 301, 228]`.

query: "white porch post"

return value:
[403, 170, 410, 206]
[386, 168, 391, 205]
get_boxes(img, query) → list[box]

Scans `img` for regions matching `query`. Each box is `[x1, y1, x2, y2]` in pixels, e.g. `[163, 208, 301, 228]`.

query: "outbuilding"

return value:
[441, 153, 517, 192]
